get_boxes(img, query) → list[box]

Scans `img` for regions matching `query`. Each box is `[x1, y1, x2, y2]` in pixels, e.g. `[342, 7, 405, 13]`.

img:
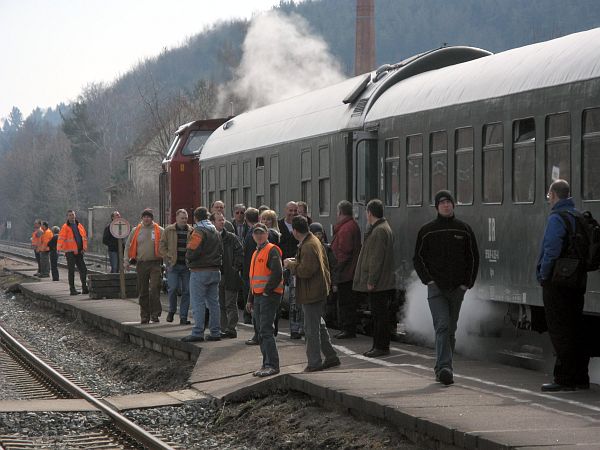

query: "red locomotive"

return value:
[158, 118, 228, 226]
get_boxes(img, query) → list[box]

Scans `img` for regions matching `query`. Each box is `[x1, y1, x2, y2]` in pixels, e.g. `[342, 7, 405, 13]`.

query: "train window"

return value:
[430, 131, 448, 204]
[270, 155, 279, 213]
[181, 131, 210, 156]
[208, 167, 216, 207]
[319, 146, 330, 215]
[256, 158, 265, 206]
[545, 113, 570, 190]
[218, 165, 227, 202]
[512, 118, 535, 203]
[231, 163, 238, 188]
[230, 189, 238, 209]
[407, 134, 423, 206]
[201, 168, 207, 207]
[356, 140, 378, 204]
[482, 123, 503, 204]
[301, 149, 311, 207]
[583, 108, 600, 200]
[455, 128, 473, 205]
[243, 160, 251, 207]
[385, 138, 400, 207]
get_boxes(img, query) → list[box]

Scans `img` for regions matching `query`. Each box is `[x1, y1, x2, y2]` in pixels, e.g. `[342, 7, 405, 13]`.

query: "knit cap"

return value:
[434, 190, 455, 208]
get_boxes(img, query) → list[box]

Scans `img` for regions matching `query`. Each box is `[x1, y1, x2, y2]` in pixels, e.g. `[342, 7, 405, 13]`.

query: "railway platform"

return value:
[4, 258, 600, 449]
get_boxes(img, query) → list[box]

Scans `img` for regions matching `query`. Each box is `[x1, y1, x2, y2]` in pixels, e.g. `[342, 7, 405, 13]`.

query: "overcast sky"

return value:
[0, 0, 286, 122]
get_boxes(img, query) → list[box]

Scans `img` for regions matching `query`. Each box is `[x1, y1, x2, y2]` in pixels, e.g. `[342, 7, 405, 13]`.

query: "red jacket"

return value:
[331, 216, 361, 284]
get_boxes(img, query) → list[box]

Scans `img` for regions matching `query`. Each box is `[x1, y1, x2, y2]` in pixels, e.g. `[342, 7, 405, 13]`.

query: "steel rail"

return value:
[0, 321, 174, 450]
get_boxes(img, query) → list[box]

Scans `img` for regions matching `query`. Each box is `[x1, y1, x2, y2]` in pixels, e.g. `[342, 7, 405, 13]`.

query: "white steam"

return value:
[222, 11, 345, 111]
[403, 272, 504, 357]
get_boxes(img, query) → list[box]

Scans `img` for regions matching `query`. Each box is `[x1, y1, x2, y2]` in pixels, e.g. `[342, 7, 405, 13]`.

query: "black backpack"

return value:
[557, 210, 600, 272]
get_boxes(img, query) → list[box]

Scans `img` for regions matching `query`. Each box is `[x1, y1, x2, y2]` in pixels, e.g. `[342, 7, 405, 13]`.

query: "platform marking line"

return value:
[333, 345, 600, 415]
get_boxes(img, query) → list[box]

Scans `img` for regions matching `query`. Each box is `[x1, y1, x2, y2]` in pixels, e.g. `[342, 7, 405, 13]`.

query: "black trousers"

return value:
[370, 290, 395, 351]
[65, 252, 87, 290]
[542, 283, 589, 386]
[50, 250, 59, 281]
[338, 281, 358, 333]
[35, 250, 41, 273]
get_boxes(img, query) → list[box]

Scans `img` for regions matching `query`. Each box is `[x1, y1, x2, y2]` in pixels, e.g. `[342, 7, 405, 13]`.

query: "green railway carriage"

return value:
[199, 28, 600, 324]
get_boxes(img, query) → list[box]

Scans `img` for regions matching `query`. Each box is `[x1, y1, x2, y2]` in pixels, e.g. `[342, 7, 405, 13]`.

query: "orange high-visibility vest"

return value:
[31, 229, 41, 250]
[57, 222, 88, 254]
[249, 243, 284, 295]
[38, 229, 53, 252]
[128, 223, 161, 259]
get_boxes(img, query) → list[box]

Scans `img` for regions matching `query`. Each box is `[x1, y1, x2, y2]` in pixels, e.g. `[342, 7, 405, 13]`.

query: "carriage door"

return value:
[353, 131, 379, 233]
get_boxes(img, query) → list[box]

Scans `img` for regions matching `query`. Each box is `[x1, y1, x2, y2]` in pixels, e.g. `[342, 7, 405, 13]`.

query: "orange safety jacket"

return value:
[249, 243, 284, 295]
[38, 228, 53, 252]
[128, 223, 161, 259]
[31, 229, 41, 251]
[57, 222, 88, 254]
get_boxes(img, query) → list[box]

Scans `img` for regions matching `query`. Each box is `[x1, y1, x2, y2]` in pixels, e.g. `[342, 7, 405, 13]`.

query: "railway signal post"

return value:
[109, 218, 131, 299]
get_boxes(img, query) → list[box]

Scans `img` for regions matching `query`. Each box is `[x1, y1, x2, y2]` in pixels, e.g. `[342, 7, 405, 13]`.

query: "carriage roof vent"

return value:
[351, 99, 368, 117]
[343, 74, 371, 105]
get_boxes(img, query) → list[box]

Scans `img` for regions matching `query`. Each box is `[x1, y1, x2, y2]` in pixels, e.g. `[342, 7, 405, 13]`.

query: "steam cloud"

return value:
[403, 273, 505, 357]
[221, 11, 345, 112]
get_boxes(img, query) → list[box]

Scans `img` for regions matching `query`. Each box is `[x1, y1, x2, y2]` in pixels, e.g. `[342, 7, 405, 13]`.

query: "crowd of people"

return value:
[30, 180, 590, 389]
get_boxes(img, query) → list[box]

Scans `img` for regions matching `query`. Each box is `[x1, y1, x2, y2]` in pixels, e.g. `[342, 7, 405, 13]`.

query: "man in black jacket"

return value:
[212, 212, 243, 339]
[413, 190, 479, 386]
[102, 211, 121, 273]
[278, 201, 299, 259]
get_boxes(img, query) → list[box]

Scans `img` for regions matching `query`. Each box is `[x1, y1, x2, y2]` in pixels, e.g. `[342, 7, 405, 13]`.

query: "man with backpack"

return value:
[537, 179, 590, 392]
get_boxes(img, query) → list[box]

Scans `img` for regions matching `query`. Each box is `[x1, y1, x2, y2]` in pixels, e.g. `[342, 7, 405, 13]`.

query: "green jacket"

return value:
[287, 233, 331, 304]
[353, 218, 396, 292]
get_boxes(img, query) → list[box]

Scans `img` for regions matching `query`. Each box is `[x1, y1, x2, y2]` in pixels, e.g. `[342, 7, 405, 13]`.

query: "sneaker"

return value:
[70, 290, 80, 296]
[245, 338, 259, 345]
[166, 312, 175, 322]
[206, 335, 221, 342]
[253, 367, 265, 377]
[257, 367, 280, 377]
[81, 287, 89, 294]
[438, 368, 454, 386]
[290, 332, 302, 340]
[181, 335, 204, 342]
[150, 317, 160, 323]
[322, 357, 341, 370]
[180, 319, 191, 325]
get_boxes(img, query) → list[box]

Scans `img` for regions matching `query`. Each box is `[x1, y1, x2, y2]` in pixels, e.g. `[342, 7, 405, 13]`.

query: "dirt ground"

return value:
[214, 391, 418, 449]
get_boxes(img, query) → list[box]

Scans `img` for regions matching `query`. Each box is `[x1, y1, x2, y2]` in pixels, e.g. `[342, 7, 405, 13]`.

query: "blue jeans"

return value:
[190, 270, 221, 337]
[108, 251, 119, 273]
[167, 264, 190, 319]
[427, 283, 465, 375]
[254, 293, 280, 370]
[302, 299, 337, 369]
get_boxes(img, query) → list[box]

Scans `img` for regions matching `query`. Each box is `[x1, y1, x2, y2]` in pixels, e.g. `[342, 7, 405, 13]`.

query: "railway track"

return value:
[0, 322, 177, 449]
[0, 239, 110, 273]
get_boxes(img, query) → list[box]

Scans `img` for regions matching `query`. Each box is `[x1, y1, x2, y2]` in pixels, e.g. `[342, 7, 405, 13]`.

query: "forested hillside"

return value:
[2, 0, 600, 241]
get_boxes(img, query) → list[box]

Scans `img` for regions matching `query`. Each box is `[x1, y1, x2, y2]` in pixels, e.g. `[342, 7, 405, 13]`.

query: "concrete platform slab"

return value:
[0, 399, 97, 412]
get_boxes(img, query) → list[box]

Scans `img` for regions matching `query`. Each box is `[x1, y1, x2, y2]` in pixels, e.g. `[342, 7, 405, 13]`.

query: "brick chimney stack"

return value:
[354, 0, 375, 75]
